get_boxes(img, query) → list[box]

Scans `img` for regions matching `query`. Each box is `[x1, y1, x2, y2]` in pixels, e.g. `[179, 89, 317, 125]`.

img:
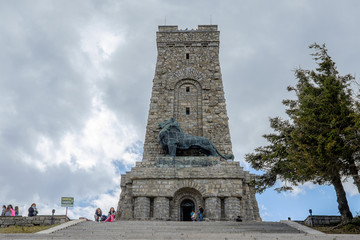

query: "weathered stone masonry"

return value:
[116, 25, 261, 221]
[0, 215, 69, 228]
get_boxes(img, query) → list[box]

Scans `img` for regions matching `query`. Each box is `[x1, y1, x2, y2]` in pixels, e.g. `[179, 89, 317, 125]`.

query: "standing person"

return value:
[9, 205, 15, 216]
[198, 205, 204, 221]
[14, 206, 19, 216]
[28, 203, 38, 217]
[94, 208, 103, 222]
[4, 205, 11, 216]
[104, 207, 116, 222]
[1, 205, 6, 216]
[190, 210, 196, 222]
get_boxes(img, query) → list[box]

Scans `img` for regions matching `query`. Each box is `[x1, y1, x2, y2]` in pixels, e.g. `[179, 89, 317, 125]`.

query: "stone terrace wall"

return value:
[0, 215, 69, 228]
[304, 215, 341, 226]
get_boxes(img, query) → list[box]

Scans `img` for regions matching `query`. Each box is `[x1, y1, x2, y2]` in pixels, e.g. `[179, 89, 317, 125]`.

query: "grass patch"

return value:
[312, 217, 360, 234]
[0, 224, 59, 234]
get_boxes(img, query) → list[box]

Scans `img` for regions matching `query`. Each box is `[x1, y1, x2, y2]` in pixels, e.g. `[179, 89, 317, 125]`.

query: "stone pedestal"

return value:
[205, 197, 221, 220]
[225, 197, 241, 220]
[153, 197, 170, 220]
[134, 197, 150, 220]
[117, 158, 261, 221]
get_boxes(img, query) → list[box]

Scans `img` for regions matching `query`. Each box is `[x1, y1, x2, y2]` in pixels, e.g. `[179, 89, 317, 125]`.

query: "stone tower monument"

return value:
[116, 25, 261, 221]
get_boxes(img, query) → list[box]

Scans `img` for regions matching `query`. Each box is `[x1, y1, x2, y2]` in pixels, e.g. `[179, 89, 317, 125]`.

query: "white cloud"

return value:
[4, 92, 141, 220]
[276, 182, 316, 198]
[276, 179, 359, 198]
[21, 96, 140, 172]
[260, 204, 269, 217]
[343, 178, 360, 197]
[80, 24, 126, 67]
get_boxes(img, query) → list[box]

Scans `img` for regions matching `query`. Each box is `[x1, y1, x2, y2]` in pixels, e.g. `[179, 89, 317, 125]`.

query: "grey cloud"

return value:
[1, 0, 360, 221]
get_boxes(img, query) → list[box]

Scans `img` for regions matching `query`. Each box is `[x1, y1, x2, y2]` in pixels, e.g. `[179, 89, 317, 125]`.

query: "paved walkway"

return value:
[1, 220, 359, 239]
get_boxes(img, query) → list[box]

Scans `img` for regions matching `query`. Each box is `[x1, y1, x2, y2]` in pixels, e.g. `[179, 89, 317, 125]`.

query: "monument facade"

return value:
[116, 25, 261, 221]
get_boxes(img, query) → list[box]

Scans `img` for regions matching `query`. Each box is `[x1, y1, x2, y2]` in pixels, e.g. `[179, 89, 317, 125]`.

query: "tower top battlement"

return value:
[157, 25, 219, 46]
[158, 25, 218, 32]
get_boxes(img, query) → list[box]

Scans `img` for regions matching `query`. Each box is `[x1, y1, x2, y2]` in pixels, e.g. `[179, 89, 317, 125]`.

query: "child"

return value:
[104, 207, 116, 222]
[14, 206, 19, 216]
[190, 210, 196, 222]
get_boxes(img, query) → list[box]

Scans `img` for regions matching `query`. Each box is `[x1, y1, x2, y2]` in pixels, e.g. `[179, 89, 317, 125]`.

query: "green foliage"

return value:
[246, 43, 360, 221]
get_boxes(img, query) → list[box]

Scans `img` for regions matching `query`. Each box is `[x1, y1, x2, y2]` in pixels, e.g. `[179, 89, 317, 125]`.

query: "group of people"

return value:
[1, 205, 19, 216]
[190, 205, 204, 222]
[94, 207, 116, 222]
[1, 203, 39, 217]
[93, 205, 205, 222]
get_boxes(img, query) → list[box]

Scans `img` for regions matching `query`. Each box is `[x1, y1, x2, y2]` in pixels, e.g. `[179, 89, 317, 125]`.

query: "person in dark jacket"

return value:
[94, 208, 106, 222]
[198, 205, 204, 221]
[1, 205, 6, 216]
[28, 203, 38, 217]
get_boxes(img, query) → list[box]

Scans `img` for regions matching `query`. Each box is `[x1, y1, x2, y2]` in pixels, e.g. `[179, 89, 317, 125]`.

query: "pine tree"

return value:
[246, 43, 360, 222]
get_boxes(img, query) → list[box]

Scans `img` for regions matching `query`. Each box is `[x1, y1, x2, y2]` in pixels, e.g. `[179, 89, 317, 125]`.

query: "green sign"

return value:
[61, 197, 74, 207]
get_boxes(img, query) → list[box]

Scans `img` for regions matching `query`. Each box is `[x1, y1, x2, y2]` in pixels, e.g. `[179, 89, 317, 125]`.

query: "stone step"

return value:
[54, 222, 301, 234]
[2, 233, 360, 240]
[1, 220, 360, 240]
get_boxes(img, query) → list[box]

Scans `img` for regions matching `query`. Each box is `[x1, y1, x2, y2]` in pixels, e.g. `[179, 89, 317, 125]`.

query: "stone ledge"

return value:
[36, 218, 87, 234]
[156, 156, 220, 167]
[126, 159, 251, 182]
[0, 215, 69, 228]
[304, 215, 341, 226]
[280, 220, 325, 235]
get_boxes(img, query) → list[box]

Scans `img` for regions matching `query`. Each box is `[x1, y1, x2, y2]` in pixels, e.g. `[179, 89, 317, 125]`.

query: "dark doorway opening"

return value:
[180, 199, 194, 221]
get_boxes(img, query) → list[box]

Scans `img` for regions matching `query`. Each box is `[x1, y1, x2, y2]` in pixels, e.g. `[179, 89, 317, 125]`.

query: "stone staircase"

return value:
[1, 220, 359, 239]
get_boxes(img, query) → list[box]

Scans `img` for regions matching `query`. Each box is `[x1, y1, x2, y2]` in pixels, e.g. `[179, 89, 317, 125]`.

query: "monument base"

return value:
[116, 156, 261, 221]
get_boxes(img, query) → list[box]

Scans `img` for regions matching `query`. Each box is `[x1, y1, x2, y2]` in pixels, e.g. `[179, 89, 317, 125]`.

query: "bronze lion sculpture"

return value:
[158, 118, 234, 160]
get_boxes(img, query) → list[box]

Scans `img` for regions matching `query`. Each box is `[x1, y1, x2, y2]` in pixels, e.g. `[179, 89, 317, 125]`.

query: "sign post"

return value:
[61, 197, 74, 219]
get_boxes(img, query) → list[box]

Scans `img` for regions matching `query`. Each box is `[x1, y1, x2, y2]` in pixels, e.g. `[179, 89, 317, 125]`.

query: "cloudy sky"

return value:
[1, 0, 359, 221]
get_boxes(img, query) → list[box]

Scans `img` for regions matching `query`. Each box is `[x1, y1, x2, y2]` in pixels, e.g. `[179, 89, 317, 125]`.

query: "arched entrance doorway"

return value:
[171, 187, 203, 220]
[180, 199, 194, 221]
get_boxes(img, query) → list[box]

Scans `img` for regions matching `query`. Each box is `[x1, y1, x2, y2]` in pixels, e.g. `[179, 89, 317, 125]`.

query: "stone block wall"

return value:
[205, 197, 221, 220]
[153, 197, 170, 220]
[224, 197, 241, 220]
[0, 215, 69, 228]
[304, 215, 341, 226]
[134, 197, 150, 220]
